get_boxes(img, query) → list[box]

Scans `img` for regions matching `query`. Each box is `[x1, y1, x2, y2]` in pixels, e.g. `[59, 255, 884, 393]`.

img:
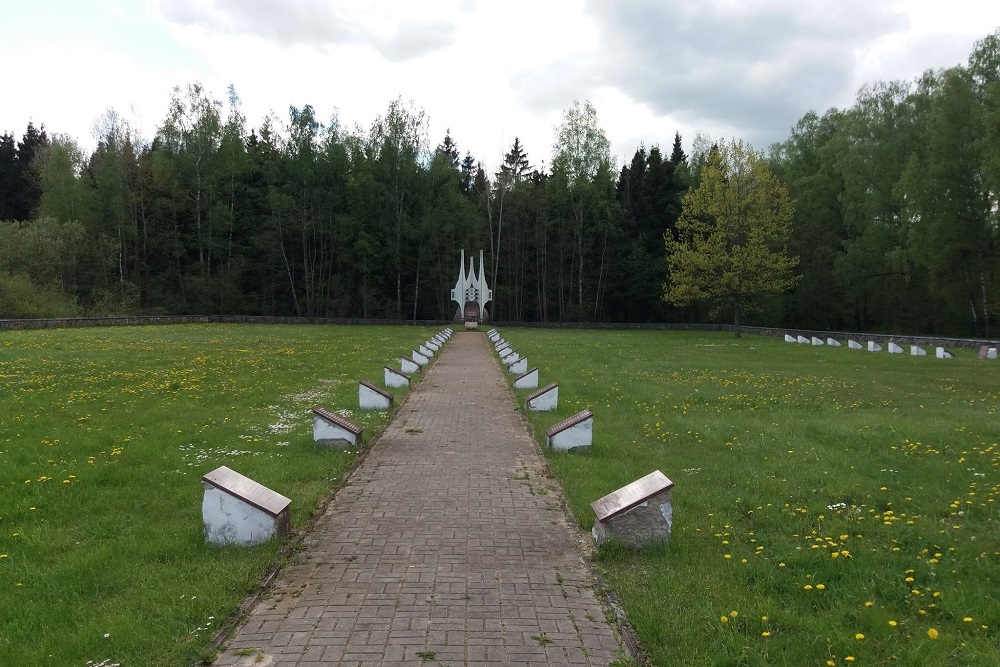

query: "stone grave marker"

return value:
[784, 334, 796, 343]
[359, 380, 393, 409]
[848, 339, 863, 349]
[868, 341, 883, 352]
[546, 409, 593, 452]
[796, 335, 810, 344]
[989, 348, 998, 360]
[201, 466, 291, 546]
[827, 338, 841, 347]
[936, 347, 954, 359]
[487, 328, 497, 336]
[411, 349, 429, 366]
[514, 367, 539, 389]
[400, 357, 420, 374]
[501, 351, 520, 365]
[811, 336, 824, 346]
[444, 327, 453, 335]
[425, 340, 440, 352]
[497, 344, 512, 358]
[888, 342, 904, 354]
[911, 345, 927, 356]
[526, 382, 558, 411]
[312, 406, 363, 448]
[508, 357, 528, 374]
[384, 366, 410, 388]
[591, 470, 674, 547]
[418, 343, 433, 357]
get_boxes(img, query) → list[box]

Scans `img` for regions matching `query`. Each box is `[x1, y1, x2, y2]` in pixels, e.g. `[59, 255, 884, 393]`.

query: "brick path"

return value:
[213, 332, 623, 666]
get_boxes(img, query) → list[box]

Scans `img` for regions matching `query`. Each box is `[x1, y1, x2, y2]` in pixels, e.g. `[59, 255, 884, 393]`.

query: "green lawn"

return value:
[502, 329, 999, 667]
[0, 323, 439, 666]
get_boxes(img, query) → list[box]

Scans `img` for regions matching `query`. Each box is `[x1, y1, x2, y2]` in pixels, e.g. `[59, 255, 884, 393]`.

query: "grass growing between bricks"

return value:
[0, 323, 438, 667]
[504, 329, 999, 667]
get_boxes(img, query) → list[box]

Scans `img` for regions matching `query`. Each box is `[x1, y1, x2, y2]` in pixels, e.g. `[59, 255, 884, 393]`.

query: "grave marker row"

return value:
[786, 332, 966, 360]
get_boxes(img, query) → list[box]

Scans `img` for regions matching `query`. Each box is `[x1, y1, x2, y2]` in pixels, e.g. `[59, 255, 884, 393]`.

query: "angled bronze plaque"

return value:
[201, 465, 291, 517]
[525, 382, 557, 403]
[360, 380, 393, 401]
[545, 409, 593, 438]
[591, 470, 673, 522]
[312, 406, 363, 436]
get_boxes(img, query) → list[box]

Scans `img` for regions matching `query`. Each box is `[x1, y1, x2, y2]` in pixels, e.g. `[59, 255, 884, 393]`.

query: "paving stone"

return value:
[213, 333, 622, 666]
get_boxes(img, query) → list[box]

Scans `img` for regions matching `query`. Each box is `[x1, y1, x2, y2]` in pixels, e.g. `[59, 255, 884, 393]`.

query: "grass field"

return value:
[502, 329, 999, 667]
[0, 323, 439, 667]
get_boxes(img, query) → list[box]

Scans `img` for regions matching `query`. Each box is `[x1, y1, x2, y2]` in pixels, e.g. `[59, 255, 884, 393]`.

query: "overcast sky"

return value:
[3, 1, 999, 171]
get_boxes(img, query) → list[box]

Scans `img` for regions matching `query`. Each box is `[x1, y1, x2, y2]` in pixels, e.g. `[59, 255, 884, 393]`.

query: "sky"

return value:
[3, 0, 999, 171]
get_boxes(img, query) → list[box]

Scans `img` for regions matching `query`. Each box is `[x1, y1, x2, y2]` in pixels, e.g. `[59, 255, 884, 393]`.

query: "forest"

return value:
[1, 29, 999, 336]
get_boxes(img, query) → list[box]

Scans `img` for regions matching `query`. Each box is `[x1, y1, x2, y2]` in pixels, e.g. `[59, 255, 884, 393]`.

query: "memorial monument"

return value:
[450, 250, 492, 327]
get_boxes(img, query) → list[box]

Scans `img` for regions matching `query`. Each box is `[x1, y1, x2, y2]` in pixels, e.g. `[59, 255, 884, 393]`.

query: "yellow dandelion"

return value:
[855, 633, 864, 640]
[864, 601, 874, 607]
[804, 584, 813, 590]
[720, 616, 728, 623]
[730, 610, 739, 618]
[928, 628, 939, 639]
[963, 617, 973, 622]
[888, 620, 897, 627]
[724, 554, 732, 559]
[845, 657, 855, 663]
[762, 631, 771, 637]
[816, 584, 826, 590]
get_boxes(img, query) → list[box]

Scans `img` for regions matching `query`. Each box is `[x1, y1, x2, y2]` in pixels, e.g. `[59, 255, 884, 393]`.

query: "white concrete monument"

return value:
[546, 409, 593, 452]
[827, 338, 841, 347]
[411, 349, 429, 366]
[848, 339, 863, 350]
[868, 341, 883, 352]
[201, 466, 290, 546]
[796, 335, 810, 344]
[784, 334, 797, 343]
[497, 344, 512, 358]
[591, 470, 674, 547]
[418, 344, 433, 358]
[911, 345, 927, 356]
[508, 357, 528, 374]
[526, 382, 558, 411]
[359, 380, 393, 409]
[425, 340, 440, 353]
[514, 367, 539, 389]
[312, 406, 363, 448]
[450, 249, 492, 326]
[384, 366, 411, 388]
[400, 357, 420, 374]
[811, 336, 824, 346]
[989, 348, 997, 360]
[936, 347, 954, 359]
[888, 342, 904, 354]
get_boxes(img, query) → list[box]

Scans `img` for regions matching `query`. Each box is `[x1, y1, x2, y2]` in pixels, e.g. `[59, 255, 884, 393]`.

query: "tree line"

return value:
[2, 29, 999, 336]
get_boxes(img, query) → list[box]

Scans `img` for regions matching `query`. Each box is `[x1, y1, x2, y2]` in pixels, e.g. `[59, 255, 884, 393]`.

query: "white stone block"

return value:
[848, 339, 863, 349]
[911, 345, 927, 356]
[201, 466, 290, 546]
[400, 357, 420, 374]
[425, 340, 440, 352]
[359, 380, 392, 410]
[412, 350, 429, 366]
[546, 410, 593, 452]
[827, 338, 841, 347]
[497, 344, 512, 358]
[526, 383, 558, 411]
[514, 367, 539, 389]
[384, 366, 410, 388]
[796, 335, 809, 344]
[868, 341, 883, 352]
[784, 334, 796, 343]
[591, 470, 674, 547]
[502, 351, 520, 365]
[312, 407, 363, 448]
[989, 348, 997, 360]
[888, 342, 903, 354]
[419, 344, 433, 357]
[811, 336, 824, 346]
[936, 347, 954, 359]
[508, 357, 528, 374]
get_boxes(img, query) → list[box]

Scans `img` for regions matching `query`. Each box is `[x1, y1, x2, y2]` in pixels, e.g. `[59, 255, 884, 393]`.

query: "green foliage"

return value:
[665, 139, 798, 327]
